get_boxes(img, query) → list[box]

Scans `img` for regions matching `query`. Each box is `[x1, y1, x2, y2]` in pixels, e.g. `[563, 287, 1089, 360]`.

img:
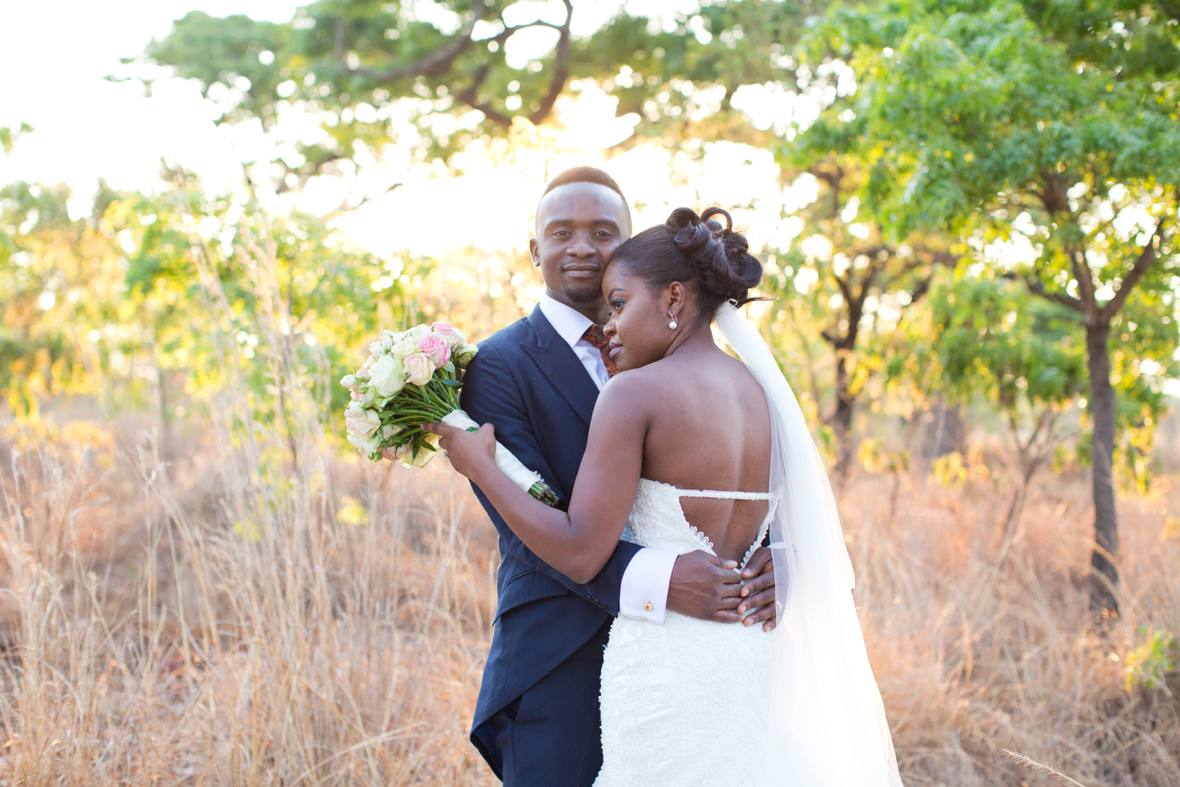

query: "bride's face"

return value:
[601, 263, 678, 371]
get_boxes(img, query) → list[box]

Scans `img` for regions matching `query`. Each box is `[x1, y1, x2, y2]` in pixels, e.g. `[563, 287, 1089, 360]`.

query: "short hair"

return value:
[537, 166, 632, 230]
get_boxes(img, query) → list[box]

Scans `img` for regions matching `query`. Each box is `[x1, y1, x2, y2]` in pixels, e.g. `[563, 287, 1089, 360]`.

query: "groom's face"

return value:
[530, 182, 631, 317]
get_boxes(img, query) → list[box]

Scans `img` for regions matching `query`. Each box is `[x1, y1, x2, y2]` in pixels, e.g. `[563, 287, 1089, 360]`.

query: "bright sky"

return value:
[0, 0, 789, 258]
[1, 1, 1176, 395]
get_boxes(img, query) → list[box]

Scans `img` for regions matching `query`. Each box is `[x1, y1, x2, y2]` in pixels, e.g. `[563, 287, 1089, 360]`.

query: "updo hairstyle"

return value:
[612, 207, 763, 323]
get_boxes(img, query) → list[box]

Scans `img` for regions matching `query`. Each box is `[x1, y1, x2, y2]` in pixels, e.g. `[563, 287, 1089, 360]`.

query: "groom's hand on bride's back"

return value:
[667, 552, 745, 625]
[666, 550, 778, 632]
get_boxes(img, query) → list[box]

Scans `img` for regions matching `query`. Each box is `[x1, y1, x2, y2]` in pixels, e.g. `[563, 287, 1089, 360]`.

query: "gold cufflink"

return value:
[643, 602, 654, 612]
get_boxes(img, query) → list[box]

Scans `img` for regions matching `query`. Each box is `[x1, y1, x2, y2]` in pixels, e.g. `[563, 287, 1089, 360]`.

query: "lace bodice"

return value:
[622, 478, 776, 569]
[596, 478, 781, 785]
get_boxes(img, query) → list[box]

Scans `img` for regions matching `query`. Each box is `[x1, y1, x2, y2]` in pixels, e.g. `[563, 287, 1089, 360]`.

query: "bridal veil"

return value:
[716, 302, 904, 786]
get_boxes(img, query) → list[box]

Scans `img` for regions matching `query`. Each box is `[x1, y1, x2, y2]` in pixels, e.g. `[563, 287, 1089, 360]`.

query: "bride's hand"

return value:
[422, 421, 497, 480]
[738, 547, 777, 632]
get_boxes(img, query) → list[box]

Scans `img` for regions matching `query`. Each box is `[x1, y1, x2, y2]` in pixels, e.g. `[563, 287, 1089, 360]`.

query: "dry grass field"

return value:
[0, 406, 1177, 785]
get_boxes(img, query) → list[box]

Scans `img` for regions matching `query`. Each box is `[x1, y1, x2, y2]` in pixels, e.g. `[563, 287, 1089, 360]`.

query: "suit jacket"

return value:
[462, 306, 641, 775]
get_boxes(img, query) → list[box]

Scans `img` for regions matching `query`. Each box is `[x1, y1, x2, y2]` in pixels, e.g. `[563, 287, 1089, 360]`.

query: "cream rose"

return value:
[404, 352, 434, 386]
[347, 430, 382, 457]
[345, 402, 381, 439]
[368, 354, 406, 398]
[391, 336, 417, 359]
[395, 435, 438, 467]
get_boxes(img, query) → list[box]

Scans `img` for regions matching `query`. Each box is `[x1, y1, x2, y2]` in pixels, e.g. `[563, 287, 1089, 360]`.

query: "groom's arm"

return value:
[461, 342, 644, 616]
[462, 342, 752, 623]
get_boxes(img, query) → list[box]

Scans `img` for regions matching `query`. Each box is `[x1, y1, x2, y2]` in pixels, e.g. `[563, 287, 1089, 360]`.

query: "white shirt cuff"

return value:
[618, 547, 676, 623]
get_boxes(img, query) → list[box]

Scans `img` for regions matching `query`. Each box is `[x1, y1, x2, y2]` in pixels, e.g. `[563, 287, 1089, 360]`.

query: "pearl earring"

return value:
[668, 314, 678, 330]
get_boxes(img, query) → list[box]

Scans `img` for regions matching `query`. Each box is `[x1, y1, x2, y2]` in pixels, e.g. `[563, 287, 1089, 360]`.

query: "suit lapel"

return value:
[522, 305, 598, 427]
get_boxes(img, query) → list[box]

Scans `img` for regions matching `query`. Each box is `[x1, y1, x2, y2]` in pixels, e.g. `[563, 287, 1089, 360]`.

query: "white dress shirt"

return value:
[538, 294, 676, 623]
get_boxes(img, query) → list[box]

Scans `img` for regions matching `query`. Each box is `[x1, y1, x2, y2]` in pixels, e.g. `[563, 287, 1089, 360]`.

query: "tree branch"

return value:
[831, 269, 855, 308]
[527, 0, 573, 125]
[1067, 242, 1099, 314]
[1012, 273, 1085, 312]
[1099, 216, 1167, 323]
[342, 5, 491, 82]
[455, 62, 513, 127]
[455, 1, 573, 127]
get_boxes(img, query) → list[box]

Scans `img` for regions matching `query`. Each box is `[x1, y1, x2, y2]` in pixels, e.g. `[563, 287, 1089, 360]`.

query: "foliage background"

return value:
[1, 1, 1178, 784]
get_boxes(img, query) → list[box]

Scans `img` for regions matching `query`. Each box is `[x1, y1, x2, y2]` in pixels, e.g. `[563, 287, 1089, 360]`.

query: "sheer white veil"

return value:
[716, 301, 904, 786]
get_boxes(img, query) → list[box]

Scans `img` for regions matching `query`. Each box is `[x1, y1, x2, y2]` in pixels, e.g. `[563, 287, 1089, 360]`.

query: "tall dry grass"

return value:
[0, 231, 1176, 784]
[1, 409, 1177, 785]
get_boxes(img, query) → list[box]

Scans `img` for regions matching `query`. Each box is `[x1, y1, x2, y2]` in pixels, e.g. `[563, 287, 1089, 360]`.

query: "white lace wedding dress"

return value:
[591, 304, 902, 786]
[595, 478, 779, 786]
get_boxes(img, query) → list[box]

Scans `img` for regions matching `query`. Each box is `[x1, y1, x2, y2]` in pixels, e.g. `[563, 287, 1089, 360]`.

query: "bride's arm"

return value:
[427, 375, 647, 584]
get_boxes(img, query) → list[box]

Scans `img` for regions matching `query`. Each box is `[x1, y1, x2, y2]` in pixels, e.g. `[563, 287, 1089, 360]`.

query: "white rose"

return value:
[404, 352, 434, 386]
[345, 403, 381, 439]
[368, 354, 406, 398]
[340, 373, 357, 389]
[347, 430, 382, 458]
[391, 336, 416, 359]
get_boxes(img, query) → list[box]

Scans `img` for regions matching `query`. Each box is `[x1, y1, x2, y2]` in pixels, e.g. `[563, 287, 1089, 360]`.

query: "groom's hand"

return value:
[666, 551, 743, 623]
[738, 547, 777, 632]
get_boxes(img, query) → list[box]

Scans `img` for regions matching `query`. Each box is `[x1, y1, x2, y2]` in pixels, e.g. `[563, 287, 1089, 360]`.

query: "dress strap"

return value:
[677, 488, 774, 501]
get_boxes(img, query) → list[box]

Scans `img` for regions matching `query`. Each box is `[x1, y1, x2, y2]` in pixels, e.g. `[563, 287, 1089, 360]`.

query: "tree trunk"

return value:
[924, 398, 965, 459]
[1085, 321, 1120, 615]
[153, 344, 172, 458]
[832, 351, 855, 479]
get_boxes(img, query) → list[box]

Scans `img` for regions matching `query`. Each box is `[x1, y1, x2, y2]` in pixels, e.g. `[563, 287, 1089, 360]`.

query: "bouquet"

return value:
[341, 323, 559, 506]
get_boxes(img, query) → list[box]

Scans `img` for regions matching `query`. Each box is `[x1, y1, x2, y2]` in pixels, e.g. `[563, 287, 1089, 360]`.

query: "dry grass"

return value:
[0, 409, 1176, 785]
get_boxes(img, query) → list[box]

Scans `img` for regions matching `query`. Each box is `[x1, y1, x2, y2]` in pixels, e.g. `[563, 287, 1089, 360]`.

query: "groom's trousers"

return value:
[486, 621, 610, 786]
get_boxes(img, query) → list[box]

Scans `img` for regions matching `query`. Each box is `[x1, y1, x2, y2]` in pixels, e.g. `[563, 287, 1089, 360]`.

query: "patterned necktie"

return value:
[582, 324, 619, 378]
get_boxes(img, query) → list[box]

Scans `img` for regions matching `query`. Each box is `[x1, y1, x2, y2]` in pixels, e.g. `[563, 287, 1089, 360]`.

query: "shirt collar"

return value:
[538, 293, 595, 349]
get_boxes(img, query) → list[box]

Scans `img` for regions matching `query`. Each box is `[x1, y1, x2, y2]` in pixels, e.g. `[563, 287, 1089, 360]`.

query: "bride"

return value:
[429, 207, 903, 785]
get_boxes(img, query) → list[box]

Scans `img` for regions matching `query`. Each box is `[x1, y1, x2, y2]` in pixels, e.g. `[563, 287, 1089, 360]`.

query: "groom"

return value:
[460, 167, 777, 784]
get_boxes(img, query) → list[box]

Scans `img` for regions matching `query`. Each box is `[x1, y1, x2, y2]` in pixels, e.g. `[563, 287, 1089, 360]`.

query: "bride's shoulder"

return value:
[598, 361, 680, 406]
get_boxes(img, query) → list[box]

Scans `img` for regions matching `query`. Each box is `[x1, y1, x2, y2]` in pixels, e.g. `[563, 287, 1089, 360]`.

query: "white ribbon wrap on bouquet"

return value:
[441, 409, 547, 495]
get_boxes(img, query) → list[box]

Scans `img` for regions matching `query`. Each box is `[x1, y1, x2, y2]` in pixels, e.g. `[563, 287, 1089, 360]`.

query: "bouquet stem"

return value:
[440, 410, 559, 506]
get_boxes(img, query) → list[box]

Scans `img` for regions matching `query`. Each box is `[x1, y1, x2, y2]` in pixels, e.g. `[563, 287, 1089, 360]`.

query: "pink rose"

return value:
[431, 322, 466, 349]
[418, 332, 451, 367]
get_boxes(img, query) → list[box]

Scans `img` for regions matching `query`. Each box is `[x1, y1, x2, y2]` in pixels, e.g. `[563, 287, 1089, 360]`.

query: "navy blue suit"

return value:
[461, 306, 641, 785]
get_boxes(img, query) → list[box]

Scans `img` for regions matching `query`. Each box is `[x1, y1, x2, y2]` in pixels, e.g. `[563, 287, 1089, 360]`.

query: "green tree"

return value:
[924, 273, 1087, 532]
[772, 150, 959, 478]
[0, 164, 410, 458]
[808, 0, 1180, 612]
[138, 2, 826, 170]
[0, 181, 92, 415]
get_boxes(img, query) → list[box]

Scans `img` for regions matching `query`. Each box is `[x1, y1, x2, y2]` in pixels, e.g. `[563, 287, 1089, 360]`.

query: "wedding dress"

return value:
[594, 303, 904, 786]
[596, 479, 780, 785]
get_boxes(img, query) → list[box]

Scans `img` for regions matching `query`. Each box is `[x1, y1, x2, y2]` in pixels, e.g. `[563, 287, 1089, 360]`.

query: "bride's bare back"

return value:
[434, 206, 778, 586]
[602, 343, 771, 562]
